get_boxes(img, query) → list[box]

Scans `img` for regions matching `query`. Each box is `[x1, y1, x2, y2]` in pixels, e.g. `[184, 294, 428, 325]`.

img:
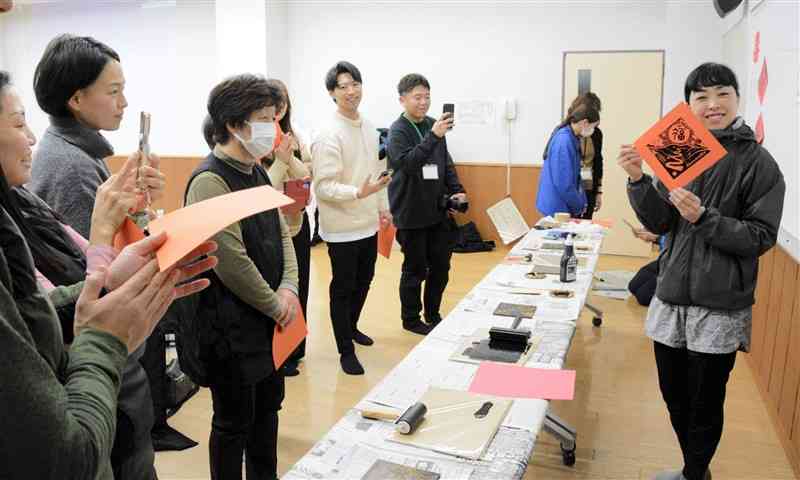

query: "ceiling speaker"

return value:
[713, 0, 744, 18]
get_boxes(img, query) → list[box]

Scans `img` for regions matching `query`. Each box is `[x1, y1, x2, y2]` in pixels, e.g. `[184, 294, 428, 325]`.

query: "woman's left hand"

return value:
[669, 188, 704, 223]
[594, 192, 602, 212]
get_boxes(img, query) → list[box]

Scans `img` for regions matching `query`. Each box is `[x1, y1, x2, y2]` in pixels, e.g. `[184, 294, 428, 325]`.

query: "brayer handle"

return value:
[360, 409, 397, 421]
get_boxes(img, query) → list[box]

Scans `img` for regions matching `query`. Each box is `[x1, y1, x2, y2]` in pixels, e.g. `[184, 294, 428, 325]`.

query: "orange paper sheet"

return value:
[378, 222, 396, 259]
[273, 296, 307, 370]
[113, 217, 146, 251]
[568, 217, 614, 228]
[143, 185, 291, 270]
[634, 103, 727, 191]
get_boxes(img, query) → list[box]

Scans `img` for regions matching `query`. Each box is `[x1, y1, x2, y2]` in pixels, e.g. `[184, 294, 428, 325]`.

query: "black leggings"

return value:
[654, 341, 736, 480]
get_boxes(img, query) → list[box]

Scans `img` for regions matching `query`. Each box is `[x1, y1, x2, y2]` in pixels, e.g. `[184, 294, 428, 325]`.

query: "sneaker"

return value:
[353, 329, 374, 346]
[403, 320, 433, 335]
[340, 353, 365, 375]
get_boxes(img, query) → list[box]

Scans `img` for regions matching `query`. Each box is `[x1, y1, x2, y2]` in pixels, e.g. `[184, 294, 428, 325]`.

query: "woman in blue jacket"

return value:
[536, 102, 600, 217]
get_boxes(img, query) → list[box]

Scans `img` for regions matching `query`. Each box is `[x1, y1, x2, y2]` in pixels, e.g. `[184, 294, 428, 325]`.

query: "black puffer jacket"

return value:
[627, 117, 785, 310]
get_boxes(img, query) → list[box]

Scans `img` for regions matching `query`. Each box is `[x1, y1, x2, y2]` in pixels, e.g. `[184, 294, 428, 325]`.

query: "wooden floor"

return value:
[155, 244, 796, 480]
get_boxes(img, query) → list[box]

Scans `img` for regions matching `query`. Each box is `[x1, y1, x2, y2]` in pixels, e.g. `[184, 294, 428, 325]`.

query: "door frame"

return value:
[561, 49, 666, 119]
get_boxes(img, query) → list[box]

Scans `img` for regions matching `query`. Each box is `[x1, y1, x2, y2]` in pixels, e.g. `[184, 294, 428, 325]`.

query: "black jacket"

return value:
[589, 128, 603, 193]
[627, 118, 785, 310]
[387, 114, 465, 229]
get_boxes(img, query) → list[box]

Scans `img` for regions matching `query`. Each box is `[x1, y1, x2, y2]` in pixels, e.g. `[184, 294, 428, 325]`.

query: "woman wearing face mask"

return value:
[261, 78, 312, 377]
[568, 92, 604, 219]
[536, 101, 600, 218]
[0, 69, 216, 480]
[186, 73, 299, 480]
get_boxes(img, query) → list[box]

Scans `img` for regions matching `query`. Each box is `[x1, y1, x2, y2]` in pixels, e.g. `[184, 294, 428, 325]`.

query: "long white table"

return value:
[285, 224, 606, 480]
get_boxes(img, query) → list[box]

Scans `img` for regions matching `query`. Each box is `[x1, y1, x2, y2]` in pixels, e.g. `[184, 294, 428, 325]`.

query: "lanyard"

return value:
[404, 114, 425, 141]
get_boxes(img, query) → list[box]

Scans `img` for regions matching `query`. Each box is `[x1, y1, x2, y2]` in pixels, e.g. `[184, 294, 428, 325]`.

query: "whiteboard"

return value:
[745, 0, 800, 261]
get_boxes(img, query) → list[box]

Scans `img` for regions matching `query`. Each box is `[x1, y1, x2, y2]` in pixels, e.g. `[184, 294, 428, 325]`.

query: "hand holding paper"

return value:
[617, 144, 644, 182]
[378, 220, 396, 259]
[273, 293, 307, 370]
[669, 187, 705, 223]
[104, 231, 217, 299]
[114, 185, 292, 271]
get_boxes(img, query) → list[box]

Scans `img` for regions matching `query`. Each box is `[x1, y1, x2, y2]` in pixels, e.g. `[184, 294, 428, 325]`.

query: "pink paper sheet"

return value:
[468, 362, 576, 400]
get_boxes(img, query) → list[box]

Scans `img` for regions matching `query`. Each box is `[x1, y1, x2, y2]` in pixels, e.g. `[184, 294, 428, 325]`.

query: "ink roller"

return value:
[360, 401, 428, 435]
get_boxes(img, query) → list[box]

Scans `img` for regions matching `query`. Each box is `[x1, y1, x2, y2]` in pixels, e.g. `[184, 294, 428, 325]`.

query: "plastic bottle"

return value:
[560, 234, 577, 283]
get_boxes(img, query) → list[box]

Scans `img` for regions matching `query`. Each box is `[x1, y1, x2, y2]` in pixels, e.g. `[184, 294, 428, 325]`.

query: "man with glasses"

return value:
[312, 61, 390, 375]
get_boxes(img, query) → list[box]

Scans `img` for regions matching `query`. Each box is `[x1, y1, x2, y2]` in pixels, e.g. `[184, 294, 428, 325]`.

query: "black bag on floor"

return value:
[171, 295, 218, 388]
[165, 358, 200, 416]
[451, 220, 495, 253]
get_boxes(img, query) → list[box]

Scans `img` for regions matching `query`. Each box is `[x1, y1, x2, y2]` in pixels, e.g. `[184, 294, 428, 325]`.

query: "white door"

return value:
[563, 51, 664, 257]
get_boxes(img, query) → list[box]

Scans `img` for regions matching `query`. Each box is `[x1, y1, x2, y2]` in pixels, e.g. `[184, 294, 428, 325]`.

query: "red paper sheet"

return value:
[281, 179, 310, 215]
[468, 362, 576, 401]
[273, 295, 307, 370]
[634, 103, 727, 191]
[378, 222, 396, 259]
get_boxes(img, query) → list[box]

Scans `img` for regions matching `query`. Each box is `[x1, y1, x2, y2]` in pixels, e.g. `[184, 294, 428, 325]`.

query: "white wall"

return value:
[216, 0, 267, 79]
[266, 0, 289, 80]
[285, 2, 724, 166]
[0, 0, 217, 156]
[741, 0, 800, 260]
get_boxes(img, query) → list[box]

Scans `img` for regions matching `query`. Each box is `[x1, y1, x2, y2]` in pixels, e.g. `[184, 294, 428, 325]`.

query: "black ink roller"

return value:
[395, 402, 427, 435]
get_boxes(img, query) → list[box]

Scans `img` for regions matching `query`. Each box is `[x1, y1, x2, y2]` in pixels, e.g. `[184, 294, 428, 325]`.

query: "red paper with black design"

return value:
[634, 103, 727, 191]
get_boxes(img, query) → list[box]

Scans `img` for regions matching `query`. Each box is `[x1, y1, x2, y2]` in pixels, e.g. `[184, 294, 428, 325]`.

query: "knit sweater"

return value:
[311, 111, 389, 242]
[29, 116, 114, 239]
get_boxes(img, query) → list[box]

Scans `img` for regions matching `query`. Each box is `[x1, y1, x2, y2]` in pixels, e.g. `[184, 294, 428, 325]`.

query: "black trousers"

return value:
[396, 221, 452, 324]
[140, 323, 168, 428]
[111, 355, 158, 480]
[290, 212, 311, 361]
[654, 341, 737, 480]
[208, 370, 285, 480]
[580, 191, 598, 220]
[327, 235, 377, 355]
[629, 260, 659, 306]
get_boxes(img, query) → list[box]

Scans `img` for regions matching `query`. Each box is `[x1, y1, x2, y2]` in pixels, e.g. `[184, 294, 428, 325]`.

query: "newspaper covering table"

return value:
[284, 223, 606, 480]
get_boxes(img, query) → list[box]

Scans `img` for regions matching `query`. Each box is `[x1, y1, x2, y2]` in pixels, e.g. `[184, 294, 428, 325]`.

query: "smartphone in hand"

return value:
[442, 103, 455, 129]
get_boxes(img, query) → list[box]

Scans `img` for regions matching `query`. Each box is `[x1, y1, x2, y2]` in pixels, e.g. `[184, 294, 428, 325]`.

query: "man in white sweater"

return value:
[312, 61, 391, 375]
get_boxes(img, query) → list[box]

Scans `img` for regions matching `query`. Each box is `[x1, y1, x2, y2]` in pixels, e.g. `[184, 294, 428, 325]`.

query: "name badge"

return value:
[423, 164, 439, 180]
[580, 167, 593, 190]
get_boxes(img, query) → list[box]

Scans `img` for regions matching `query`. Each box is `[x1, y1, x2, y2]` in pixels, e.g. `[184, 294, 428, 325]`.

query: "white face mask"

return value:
[235, 121, 276, 159]
[581, 126, 595, 138]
